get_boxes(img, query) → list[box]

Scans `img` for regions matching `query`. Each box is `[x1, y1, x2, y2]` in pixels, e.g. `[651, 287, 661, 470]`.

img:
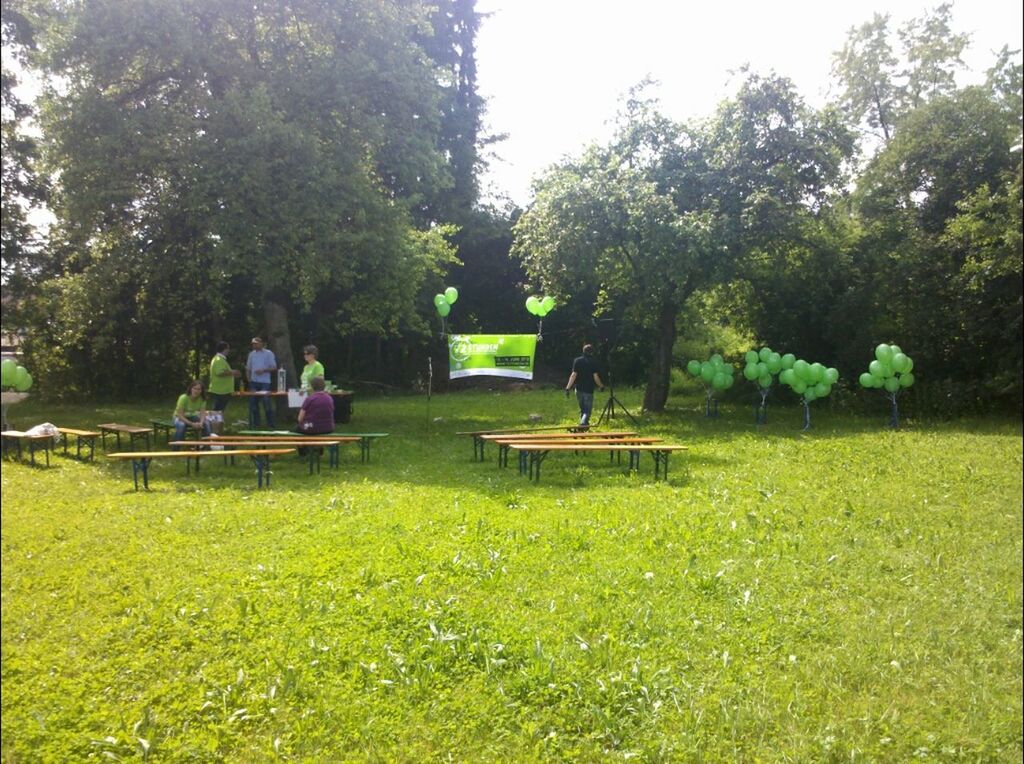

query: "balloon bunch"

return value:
[433, 286, 459, 336]
[780, 360, 839, 430]
[525, 295, 556, 338]
[741, 346, 789, 424]
[1, 358, 33, 392]
[858, 343, 915, 428]
[686, 354, 735, 417]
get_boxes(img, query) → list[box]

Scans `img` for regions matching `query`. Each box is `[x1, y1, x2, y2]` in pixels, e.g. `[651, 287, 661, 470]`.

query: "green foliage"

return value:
[2, 390, 1021, 759]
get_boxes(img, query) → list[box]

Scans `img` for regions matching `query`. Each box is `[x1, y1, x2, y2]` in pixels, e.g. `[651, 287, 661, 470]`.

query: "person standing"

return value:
[245, 336, 277, 429]
[208, 341, 241, 413]
[300, 345, 325, 390]
[564, 343, 604, 427]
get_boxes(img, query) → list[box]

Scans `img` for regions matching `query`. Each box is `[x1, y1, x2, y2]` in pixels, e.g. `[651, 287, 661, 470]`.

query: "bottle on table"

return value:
[277, 367, 287, 392]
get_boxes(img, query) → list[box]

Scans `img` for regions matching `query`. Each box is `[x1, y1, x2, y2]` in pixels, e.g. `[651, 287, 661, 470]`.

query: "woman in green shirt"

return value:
[300, 345, 325, 390]
[173, 380, 211, 445]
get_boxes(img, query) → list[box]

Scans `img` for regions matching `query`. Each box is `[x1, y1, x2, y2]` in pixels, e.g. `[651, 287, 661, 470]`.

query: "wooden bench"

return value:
[57, 427, 101, 461]
[457, 425, 600, 461]
[238, 430, 389, 463]
[482, 431, 640, 466]
[107, 448, 295, 490]
[507, 443, 689, 482]
[97, 423, 154, 451]
[1, 430, 56, 466]
[181, 437, 356, 473]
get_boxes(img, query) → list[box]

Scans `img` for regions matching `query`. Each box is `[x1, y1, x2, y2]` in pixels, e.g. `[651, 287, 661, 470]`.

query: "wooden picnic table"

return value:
[485, 432, 647, 467]
[237, 430, 389, 462]
[107, 448, 295, 490]
[458, 425, 605, 461]
[232, 390, 355, 425]
[1, 430, 56, 466]
[97, 423, 154, 451]
[506, 442, 689, 483]
[189, 436, 358, 471]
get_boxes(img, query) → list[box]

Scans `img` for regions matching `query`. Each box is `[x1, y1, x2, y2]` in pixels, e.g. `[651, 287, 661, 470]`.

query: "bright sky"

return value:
[475, 0, 1024, 207]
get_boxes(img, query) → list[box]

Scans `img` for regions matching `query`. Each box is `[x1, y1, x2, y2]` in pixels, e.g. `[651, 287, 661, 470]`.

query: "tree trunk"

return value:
[642, 301, 677, 412]
[264, 297, 297, 387]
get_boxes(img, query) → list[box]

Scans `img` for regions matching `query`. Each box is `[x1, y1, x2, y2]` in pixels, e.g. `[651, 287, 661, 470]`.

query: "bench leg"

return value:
[251, 454, 272, 488]
[330, 444, 339, 468]
[360, 438, 369, 463]
[130, 458, 151, 490]
[84, 437, 96, 461]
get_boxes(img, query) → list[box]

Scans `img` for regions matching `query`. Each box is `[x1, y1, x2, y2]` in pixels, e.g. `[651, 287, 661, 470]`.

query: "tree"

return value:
[1, 1, 46, 296]
[19, 0, 467, 395]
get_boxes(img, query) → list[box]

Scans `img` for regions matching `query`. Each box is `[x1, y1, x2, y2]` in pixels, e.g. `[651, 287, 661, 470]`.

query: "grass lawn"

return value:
[2, 389, 1021, 760]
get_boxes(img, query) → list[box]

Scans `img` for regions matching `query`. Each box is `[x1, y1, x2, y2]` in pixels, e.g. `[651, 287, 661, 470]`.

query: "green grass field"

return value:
[2, 389, 1021, 761]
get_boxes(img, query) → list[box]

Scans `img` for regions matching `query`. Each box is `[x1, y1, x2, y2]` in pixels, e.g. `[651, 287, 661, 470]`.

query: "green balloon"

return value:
[780, 368, 795, 386]
[899, 372, 915, 388]
[859, 372, 873, 388]
[766, 353, 782, 374]
[15, 370, 32, 392]
[903, 356, 914, 373]
[891, 353, 909, 373]
[781, 353, 796, 370]
[700, 362, 715, 383]
[814, 382, 829, 398]
[759, 347, 772, 362]
[1, 359, 16, 387]
[444, 287, 459, 304]
[804, 388, 817, 402]
[875, 344, 893, 364]
[758, 373, 772, 389]
[743, 363, 759, 381]
[890, 344, 903, 357]
[434, 294, 446, 308]
[723, 374, 735, 389]
[713, 372, 727, 390]
[826, 367, 839, 385]
[541, 295, 555, 313]
[868, 360, 884, 377]
[884, 377, 900, 393]
[437, 302, 451, 317]
[792, 380, 807, 394]
[686, 360, 700, 376]
[871, 374, 885, 388]
[742, 351, 756, 365]
[525, 296, 540, 315]
[793, 360, 810, 382]
[809, 363, 825, 384]
[710, 353, 723, 366]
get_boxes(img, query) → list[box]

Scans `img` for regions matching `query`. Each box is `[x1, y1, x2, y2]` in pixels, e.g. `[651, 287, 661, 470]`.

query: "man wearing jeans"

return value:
[564, 344, 604, 427]
[245, 337, 277, 428]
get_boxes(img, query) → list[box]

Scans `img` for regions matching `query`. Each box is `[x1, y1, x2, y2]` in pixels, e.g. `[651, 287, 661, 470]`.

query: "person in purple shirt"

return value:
[296, 376, 335, 435]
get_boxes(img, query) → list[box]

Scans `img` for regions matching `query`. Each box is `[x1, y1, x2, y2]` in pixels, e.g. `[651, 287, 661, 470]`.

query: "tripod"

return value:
[595, 352, 638, 428]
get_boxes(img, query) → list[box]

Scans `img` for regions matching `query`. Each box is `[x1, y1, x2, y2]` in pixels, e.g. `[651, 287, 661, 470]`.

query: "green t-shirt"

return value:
[174, 393, 205, 420]
[301, 360, 325, 388]
[209, 354, 234, 395]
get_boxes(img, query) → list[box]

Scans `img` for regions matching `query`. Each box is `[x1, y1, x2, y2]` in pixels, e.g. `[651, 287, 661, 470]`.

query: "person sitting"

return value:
[296, 376, 335, 436]
[173, 380, 211, 446]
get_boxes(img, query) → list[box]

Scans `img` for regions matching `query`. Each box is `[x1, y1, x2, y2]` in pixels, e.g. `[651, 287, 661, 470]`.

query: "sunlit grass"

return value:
[2, 389, 1021, 760]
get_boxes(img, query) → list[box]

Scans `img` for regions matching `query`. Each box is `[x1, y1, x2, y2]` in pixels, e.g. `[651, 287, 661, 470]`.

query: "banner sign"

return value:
[448, 334, 537, 380]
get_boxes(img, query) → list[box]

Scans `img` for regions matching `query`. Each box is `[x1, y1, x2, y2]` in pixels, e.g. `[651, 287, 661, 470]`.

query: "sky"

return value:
[474, 0, 1024, 207]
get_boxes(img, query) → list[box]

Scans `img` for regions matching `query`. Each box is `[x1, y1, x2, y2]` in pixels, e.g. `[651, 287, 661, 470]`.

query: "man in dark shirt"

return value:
[564, 344, 605, 427]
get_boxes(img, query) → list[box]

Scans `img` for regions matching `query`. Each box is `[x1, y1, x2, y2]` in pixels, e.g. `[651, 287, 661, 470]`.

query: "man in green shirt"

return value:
[209, 341, 241, 412]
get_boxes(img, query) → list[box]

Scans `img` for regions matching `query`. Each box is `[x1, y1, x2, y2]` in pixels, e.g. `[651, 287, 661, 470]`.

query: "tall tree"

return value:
[1, 1, 46, 297]
[514, 76, 850, 410]
[20, 0, 464, 394]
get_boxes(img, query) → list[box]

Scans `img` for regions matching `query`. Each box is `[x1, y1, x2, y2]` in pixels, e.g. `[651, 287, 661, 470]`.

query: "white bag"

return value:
[26, 422, 61, 443]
